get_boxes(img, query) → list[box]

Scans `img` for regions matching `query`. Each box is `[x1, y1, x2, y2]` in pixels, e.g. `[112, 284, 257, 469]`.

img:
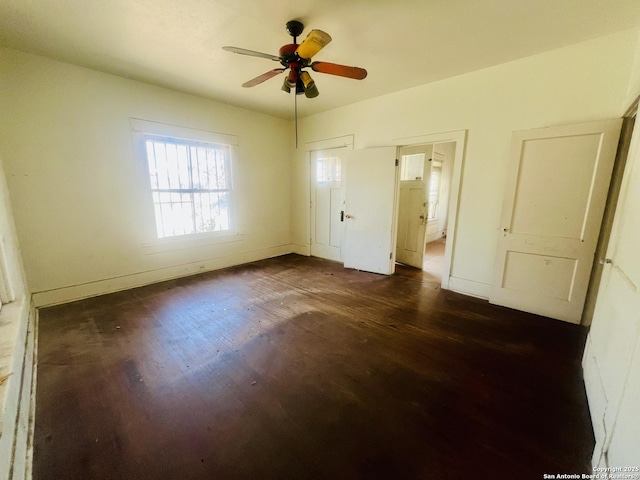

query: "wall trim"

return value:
[32, 244, 295, 307]
[447, 276, 491, 299]
[130, 118, 239, 146]
[304, 135, 354, 152]
[291, 243, 310, 256]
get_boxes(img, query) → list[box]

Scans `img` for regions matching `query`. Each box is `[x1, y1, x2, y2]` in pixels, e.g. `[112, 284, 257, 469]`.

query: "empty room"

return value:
[1, 1, 640, 479]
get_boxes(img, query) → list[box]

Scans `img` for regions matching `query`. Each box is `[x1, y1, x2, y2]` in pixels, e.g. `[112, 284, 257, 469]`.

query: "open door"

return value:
[396, 145, 431, 268]
[583, 113, 640, 469]
[342, 147, 398, 275]
[490, 119, 622, 323]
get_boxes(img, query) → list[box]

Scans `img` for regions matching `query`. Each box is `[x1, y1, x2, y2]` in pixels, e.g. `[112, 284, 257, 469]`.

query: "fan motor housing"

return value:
[285, 20, 304, 38]
[279, 44, 305, 69]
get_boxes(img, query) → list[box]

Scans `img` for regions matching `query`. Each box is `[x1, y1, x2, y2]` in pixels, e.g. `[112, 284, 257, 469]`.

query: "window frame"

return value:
[143, 134, 234, 239]
[131, 119, 241, 249]
[427, 161, 443, 220]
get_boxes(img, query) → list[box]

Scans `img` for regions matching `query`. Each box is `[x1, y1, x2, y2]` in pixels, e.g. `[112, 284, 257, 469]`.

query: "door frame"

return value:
[582, 108, 637, 326]
[393, 130, 467, 289]
[582, 99, 640, 468]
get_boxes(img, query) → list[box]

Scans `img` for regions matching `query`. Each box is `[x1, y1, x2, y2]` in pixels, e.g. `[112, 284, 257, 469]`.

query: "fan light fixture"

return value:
[300, 71, 319, 98]
[223, 20, 367, 145]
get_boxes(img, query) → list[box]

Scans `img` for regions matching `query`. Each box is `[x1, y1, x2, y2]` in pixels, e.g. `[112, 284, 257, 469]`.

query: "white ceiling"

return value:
[1, 0, 640, 120]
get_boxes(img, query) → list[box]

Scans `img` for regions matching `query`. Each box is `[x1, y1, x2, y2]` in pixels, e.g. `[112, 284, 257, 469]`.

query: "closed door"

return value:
[343, 147, 398, 275]
[490, 119, 622, 323]
[310, 149, 345, 262]
[583, 115, 640, 468]
[396, 145, 431, 268]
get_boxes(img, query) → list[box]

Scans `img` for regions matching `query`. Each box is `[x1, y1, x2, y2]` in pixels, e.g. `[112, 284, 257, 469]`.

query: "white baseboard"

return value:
[32, 244, 295, 307]
[290, 243, 310, 256]
[447, 276, 491, 299]
[425, 232, 445, 244]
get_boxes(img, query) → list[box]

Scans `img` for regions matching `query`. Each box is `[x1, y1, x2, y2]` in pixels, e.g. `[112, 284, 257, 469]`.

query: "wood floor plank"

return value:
[34, 254, 593, 479]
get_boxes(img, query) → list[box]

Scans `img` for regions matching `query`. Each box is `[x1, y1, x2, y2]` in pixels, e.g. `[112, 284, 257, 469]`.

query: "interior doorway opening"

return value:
[395, 141, 457, 284]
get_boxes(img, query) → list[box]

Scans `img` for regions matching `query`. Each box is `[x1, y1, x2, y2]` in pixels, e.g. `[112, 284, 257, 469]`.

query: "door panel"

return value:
[404, 186, 423, 252]
[396, 181, 426, 267]
[329, 188, 343, 248]
[490, 119, 622, 323]
[510, 134, 603, 237]
[343, 147, 398, 275]
[314, 187, 331, 245]
[396, 145, 431, 268]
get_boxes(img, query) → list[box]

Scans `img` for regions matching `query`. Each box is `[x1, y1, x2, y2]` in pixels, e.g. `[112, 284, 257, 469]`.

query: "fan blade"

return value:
[296, 30, 332, 59]
[222, 46, 281, 62]
[242, 68, 286, 88]
[311, 62, 367, 80]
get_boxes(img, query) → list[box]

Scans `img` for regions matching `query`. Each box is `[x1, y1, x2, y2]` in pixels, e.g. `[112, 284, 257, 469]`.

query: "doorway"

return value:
[395, 141, 457, 284]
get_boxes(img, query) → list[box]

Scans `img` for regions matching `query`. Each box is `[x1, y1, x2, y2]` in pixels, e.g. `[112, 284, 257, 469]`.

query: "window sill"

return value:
[141, 231, 245, 255]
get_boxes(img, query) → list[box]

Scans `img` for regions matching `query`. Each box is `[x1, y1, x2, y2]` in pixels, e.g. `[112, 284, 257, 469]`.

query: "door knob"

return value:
[599, 258, 613, 265]
[345, 214, 353, 219]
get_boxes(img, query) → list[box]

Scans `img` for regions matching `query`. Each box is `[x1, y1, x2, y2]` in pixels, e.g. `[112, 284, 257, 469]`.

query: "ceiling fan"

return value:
[222, 20, 368, 98]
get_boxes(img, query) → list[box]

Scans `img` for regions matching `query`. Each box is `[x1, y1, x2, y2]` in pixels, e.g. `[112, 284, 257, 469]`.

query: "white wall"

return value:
[624, 27, 640, 107]
[0, 48, 292, 306]
[292, 29, 638, 298]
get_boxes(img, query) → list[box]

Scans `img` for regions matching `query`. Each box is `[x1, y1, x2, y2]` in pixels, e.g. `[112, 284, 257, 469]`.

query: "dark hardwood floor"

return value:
[34, 254, 594, 480]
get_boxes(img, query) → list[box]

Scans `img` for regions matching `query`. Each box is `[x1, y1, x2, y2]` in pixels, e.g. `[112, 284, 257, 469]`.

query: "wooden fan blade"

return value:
[222, 46, 281, 62]
[296, 30, 332, 59]
[242, 68, 286, 88]
[311, 62, 367, 80]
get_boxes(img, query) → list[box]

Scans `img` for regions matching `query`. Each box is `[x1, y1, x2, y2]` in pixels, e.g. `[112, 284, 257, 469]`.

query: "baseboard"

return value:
[32, 244, 295, 307]
[425, 232, 445, 244]
[290, 243, 310, 256]
[447, 276, 491, 299]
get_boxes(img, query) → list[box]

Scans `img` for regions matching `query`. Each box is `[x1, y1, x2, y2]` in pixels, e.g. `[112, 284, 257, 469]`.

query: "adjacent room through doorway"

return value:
[396, 141, 456, 283]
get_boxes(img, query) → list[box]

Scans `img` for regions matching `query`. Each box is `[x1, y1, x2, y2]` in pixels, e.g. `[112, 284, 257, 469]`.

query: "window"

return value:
[400, 153, 425, 181]
[316, 155, 342, 182]
[144, 136, 233, 239]
[427, 162, 442, 220]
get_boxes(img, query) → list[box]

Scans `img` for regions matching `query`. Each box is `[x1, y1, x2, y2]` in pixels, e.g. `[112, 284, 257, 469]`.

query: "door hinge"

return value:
[395, 158, 399, 166]
[389, 252, 392, 259]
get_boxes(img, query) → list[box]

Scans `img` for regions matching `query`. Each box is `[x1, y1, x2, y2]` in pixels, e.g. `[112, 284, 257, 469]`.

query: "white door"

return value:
[396, 145, 431, 268]
[490, 119, 622, 323]
[343, 147, 398, 275]
[583, 116, 640, 468]
[310, 149, 346, 262]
